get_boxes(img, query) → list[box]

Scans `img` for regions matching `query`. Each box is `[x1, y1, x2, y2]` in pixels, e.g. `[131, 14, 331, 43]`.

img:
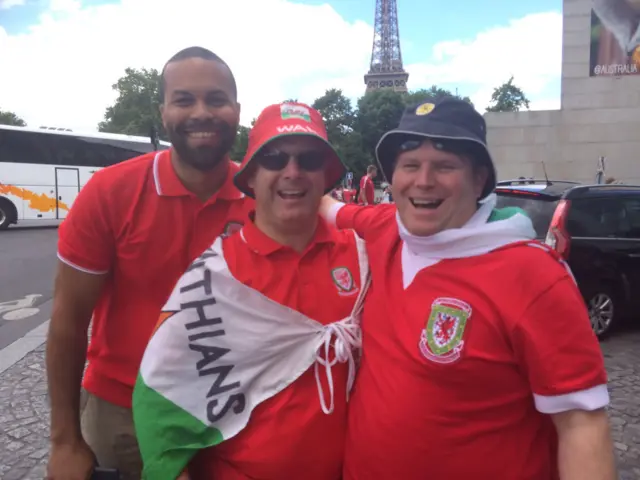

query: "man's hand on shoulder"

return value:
[319, 195, 342, 224]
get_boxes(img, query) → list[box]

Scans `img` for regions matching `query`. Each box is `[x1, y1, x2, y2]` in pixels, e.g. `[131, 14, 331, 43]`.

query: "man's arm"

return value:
[358, 179, 368, 205]
[47, 262, 106, 445]
[319, 194, 342, 224]
[319, 194, 395, 240]
[510, 265, 616, 480]
[46, 171, 116, 479]
[552, 409, 616, 480]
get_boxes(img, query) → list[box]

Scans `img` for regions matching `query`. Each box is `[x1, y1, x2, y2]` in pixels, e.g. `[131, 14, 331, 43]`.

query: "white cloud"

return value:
[49, 0, 81, 12]
[406, 12, 563, 111]
[0, 1, 562, 133]
[0, 0, 25, 10]
[529, 97, 561, 111]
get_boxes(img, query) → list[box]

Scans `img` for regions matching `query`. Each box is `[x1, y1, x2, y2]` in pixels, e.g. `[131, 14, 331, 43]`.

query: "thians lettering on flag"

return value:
[179, 248, 246, 423]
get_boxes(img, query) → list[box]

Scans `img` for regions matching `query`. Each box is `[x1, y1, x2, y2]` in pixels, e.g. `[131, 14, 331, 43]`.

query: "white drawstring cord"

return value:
[314, 317, 362, 415]
[314, 236, 370, 415]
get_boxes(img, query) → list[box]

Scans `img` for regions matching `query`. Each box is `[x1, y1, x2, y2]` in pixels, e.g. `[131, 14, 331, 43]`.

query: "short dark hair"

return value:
[159, 46, 237, 101]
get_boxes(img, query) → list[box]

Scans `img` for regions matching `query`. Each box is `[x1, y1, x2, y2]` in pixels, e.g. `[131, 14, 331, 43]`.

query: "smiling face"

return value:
[160, 57, 240, 172]
[391, 139, 488, 237]
[247, 135, 328, 234]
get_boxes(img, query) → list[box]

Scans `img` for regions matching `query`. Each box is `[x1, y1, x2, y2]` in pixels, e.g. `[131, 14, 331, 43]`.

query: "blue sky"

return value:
[298, 0, 561, 49]
[0, 0, 565, 130]
[297, 0, 563, 105]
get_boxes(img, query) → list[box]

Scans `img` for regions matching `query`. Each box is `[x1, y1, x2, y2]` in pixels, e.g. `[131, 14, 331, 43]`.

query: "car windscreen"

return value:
[494, 193, 559, 238]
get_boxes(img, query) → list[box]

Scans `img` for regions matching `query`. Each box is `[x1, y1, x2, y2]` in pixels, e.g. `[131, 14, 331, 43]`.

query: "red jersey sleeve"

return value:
[510, 274, 609, 414]
[332, 203, 396, 240]
[57, 171, 116, 274]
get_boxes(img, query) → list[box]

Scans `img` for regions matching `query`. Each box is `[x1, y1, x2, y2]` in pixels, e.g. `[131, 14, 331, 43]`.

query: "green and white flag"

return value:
[132, 233, 369, 480]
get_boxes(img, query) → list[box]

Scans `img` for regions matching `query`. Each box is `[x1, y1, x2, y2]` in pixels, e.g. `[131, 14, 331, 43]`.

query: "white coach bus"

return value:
[0, 125, 170, 229]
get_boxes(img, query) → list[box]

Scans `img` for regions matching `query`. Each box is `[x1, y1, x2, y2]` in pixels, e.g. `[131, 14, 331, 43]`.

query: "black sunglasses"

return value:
[396, 137, 470, 156]
[255, 150, 326, 172]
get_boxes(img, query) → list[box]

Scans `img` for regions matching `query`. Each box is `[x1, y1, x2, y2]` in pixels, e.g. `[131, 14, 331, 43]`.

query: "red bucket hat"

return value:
[233, 102, 346, 197]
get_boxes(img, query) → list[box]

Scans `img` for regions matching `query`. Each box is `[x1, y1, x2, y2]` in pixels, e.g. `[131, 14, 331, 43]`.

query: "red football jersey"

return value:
[335, 204, 608, 480]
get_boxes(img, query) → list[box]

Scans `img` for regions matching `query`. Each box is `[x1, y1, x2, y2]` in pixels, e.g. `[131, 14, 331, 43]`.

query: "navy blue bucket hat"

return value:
[375, 96, 497, 200]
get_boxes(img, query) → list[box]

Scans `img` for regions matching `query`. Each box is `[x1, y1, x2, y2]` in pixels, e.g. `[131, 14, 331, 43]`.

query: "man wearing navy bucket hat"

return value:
[321, 97, 616, 479]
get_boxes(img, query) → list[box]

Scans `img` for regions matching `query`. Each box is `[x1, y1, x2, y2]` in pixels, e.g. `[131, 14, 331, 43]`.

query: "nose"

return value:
[191, 100, 214, 121]
[281, 156, 304, 178]
[414, 163, 436, 189]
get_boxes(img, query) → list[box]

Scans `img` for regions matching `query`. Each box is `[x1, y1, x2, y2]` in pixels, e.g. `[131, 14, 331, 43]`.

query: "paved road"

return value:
[0, 227, 58, 350]
[0, 327, 639, 479]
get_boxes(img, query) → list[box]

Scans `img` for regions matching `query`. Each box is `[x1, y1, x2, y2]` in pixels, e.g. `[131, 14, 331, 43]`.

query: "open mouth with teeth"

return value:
[186, 131, 216, 139]
[278, 190, 307, 200]
[410, 198, 444, 209]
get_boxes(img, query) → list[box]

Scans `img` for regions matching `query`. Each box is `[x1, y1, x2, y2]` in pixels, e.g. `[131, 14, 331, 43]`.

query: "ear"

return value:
[159, 103, 167, 130]
[474, 166, 489, 198]
[246, 164, 257, 191]
[235, 102, 242, 124]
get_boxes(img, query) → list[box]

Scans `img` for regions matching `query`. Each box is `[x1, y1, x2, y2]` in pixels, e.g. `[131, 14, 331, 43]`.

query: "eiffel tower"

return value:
[364, 0, 409, 93]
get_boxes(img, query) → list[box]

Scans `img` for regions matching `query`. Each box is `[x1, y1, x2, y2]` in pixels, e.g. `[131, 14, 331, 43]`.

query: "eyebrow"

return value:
[397, 155, 464, 165]
[171, 89, 229, 98]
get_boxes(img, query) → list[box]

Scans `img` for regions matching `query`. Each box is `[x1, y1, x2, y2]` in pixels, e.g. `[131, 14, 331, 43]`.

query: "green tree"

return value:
[230, 125, 250, 163]
[485, 76, 530, 112]
[405, 86, 473, 107]
[98, 67, 166, 140]
[337, 130, 371, 179]
[311, 89, 354, 145]
[312, 89, 372, 176]
[0, 109, 26, 127]
[353, 89, 406, 161]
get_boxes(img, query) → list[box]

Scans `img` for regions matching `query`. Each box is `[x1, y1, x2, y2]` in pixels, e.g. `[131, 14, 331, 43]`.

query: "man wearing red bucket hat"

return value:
[133, 102, 370, 480]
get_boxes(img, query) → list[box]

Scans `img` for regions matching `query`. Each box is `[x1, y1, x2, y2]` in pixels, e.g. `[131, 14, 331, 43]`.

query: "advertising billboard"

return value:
[589, 0, 640, 76]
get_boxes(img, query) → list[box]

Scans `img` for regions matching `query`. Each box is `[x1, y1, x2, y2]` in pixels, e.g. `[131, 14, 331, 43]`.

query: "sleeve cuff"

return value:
[57, 252, 109, 275]
[533, 384, 610, 414]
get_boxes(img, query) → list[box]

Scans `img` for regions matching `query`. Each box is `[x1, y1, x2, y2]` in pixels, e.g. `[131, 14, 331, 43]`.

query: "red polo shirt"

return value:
[342, 188, 356, 204]
[358, 176, 374, 205]
[57, 150, 253, 408]
[189, 215, 364, 480]
[333, 204, 608, 480]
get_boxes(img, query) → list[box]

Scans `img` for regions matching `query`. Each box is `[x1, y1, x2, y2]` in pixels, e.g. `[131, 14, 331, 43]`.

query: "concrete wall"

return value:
[486, 0, 640, 184]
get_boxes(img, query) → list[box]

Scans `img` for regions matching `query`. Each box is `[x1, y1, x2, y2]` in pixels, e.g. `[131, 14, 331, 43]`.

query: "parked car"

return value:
[495, 179, 640, 338]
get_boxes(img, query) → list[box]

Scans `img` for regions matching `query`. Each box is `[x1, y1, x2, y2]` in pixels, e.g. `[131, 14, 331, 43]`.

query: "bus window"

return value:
[47, 135, 139, 168]
[0, 129, 56, 165]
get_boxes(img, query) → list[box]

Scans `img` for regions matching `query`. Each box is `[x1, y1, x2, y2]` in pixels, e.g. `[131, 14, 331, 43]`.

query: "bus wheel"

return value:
[0, 198, 16, 230]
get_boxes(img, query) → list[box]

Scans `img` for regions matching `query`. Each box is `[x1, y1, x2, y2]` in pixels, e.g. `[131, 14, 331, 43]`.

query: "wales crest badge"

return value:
[419, 297, 472, 364]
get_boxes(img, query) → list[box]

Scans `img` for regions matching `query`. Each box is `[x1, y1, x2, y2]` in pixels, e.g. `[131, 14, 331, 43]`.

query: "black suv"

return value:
[495, 179, 640, 338]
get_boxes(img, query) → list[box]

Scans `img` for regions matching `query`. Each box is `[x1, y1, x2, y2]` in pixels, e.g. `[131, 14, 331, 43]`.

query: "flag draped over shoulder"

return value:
[132, 234, 369, 480]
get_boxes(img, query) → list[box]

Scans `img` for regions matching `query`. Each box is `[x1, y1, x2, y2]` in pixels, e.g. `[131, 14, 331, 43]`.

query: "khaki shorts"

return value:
[80, 389, 142, 480]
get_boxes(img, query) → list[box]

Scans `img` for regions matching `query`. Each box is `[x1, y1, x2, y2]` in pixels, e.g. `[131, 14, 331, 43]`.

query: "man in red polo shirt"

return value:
[46, 46, 252, 480]
[132, 102, 368, 480]
[358, 165, 376, 205]
[320, 98, 616, 479]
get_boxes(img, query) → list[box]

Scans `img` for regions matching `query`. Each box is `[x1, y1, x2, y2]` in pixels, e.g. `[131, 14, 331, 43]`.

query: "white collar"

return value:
[397, 194, 537, 288]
